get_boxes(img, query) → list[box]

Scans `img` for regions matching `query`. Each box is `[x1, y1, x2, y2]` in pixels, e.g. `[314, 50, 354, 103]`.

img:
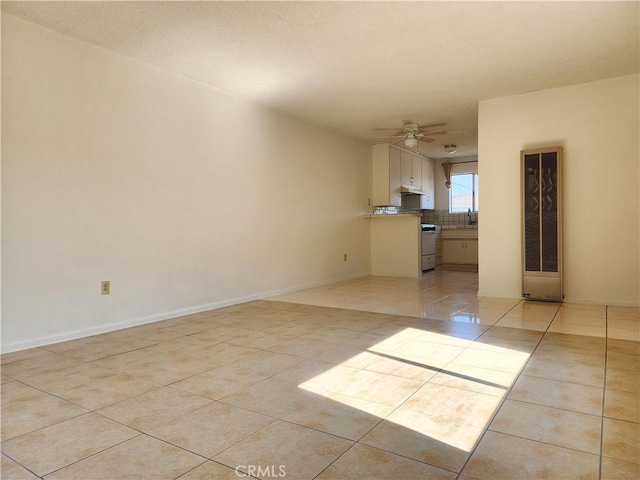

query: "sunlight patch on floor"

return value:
[298, 327, 531, 452]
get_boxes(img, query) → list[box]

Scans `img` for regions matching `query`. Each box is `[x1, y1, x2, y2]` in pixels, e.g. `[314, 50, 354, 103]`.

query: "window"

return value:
[450, 173, 479, 213]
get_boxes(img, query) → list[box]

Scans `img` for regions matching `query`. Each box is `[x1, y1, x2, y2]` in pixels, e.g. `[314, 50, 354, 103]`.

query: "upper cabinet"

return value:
[372, 144, 402, 206]
[372, 144, 435, 208]
[401, 152, 422, 190]
[420, 157, 435, 209]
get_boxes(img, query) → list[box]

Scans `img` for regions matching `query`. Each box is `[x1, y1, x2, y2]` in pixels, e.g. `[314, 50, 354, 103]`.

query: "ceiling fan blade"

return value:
[375, 135, 406, 139]
[417, 122, 446, 130]
[417, 130, 447, 136]
[418, 137, 436, 143]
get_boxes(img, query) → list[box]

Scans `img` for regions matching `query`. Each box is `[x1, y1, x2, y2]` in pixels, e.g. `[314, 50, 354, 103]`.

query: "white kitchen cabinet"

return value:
[442, 229, 478, 266]
[420, 157, 435, 209]
[443, 239, 478, 265]
[401, 151, 422, 190]
[372, 144, 402, 206]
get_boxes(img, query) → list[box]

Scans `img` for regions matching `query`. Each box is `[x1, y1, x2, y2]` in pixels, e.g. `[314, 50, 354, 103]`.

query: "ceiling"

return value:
[2, 1, 638, 159]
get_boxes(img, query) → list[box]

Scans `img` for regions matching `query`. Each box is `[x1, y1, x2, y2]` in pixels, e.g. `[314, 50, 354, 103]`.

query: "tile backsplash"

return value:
[422, 209, 479, 227]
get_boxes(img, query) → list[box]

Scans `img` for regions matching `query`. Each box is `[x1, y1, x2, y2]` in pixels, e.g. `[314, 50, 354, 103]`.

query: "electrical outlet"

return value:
[101, 280, 110, 295]
[343, 253, 348, 262]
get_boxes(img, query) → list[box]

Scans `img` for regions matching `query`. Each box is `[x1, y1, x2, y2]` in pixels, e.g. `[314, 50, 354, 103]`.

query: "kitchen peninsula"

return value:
[367, 213, 422, 277]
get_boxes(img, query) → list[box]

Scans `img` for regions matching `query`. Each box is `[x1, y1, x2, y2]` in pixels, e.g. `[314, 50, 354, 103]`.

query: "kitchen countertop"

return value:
[364, 213, 422, 218]
[440, 225, 478, 229]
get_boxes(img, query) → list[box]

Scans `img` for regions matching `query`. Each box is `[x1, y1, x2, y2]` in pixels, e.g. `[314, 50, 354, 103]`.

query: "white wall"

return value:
[478, 74, 639, 306]
[1, 15, 371, 352]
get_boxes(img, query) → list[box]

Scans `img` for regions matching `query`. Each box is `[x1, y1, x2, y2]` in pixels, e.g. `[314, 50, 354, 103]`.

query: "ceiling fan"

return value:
[375, 122, 446, 150]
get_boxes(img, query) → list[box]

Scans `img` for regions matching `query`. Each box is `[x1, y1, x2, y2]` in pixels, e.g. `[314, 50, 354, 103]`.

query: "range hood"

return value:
[400, 184, 427, 195]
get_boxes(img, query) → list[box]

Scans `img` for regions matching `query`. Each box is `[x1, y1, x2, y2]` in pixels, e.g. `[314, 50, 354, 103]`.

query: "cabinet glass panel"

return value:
[524, 153, 541, 271]
[541, 152, 558, 272]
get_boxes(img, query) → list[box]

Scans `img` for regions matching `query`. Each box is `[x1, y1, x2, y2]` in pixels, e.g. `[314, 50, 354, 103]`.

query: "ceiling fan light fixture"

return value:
[444, 144, 457, 154]
[404, 135, 418, 149]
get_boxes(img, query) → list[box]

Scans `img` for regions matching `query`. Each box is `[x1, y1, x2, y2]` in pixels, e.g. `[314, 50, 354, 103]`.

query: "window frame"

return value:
[449, 172, 479, 213]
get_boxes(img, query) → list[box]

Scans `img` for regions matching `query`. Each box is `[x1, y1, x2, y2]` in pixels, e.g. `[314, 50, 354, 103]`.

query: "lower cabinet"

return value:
[442, 238, 478, 265]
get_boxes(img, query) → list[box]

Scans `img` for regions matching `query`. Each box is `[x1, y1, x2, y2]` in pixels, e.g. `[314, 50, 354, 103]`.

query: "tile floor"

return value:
[1, 271, 638, 479]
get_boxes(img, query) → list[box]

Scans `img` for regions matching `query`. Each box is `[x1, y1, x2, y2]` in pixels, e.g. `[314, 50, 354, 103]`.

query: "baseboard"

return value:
[1, 272, 370, 354]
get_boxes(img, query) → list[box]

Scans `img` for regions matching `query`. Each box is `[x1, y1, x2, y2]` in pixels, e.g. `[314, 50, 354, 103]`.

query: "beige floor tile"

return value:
[402, 383, 503, 428]
[316, 443, 456, 480]
[262, 320, 321, 337]
[54, 339, 145, 362]
[157, 320, 221, 336]
[220, 378, 317, 418]
[169, 362, 271, 400]
[226, 330, 296, 349]
[266, 336, 344, 360]
[220, 351, 304, 378]
[416, 329, 475, 347]
[1, 413, 138, 476]
[271, 358, 340, 384]
[601, 457, 640, 480]
[92, 347, 215, 385]
[494, 316, 553, 331]
[97, 386, 212, 431]
[608, 338, 640, 356]
[1, 454, 38, 480]
[54, 373, 160, 410]
[604, 389, 640, 423]
[448, 311, 500, 326]
[19, 363, 118, 393]
[302, 363, 424, 408]
[462, 430, 599, 479]
[0, 351, 83, 381]
[602, 417, 640, 464]
[539, 332, 606, 354]
[522, 355, 605, 387]
[281, 391, 392, 440]
[146, 402, 273, 457]
[609, 327, 640, 341]
[215, 420, 353, 480]
[429, 363, 516, 397]
[453, 347, 531, 374]
[533, 343, 606, 365]
[608, 317, 640, 331]
[390, 340, 465, 369]
[471, 332, 539, 354]
[1, 374, 13, 384]
[39, 335, 112, 354]
[608, 306, 640, 320]
[2, 455, 37, 480]
[508, 375, 603, 415]
[193, 342, 262, 366]
[299, 327, 384, 347]
[176, 460, 240, 479]
[1, 382, 87, 440]
[363, 352, 439, 381]
[141, 335, 223, 357]
[0, 347, 51, 366]
[547, 322, 607, 337]
[606, 353, 640, 393]
[360, 408, 481, 472]
[44, 434, 206, 480]
[430, 321, 488, 338]
[489, 399, 601, 454]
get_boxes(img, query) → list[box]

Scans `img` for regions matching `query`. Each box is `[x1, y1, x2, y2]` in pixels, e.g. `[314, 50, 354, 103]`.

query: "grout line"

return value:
[599, 305, 609, 480]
